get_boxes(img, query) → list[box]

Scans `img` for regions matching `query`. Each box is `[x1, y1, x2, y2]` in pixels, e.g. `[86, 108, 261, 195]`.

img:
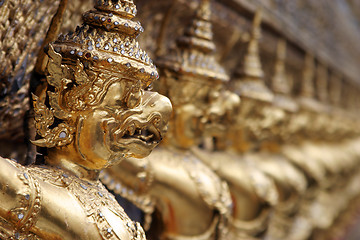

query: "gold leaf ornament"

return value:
[46, 45, 73, 120]
[32, 93, 54, 137]
[31, 45, 76, 148]
[32, 93, 75, 148]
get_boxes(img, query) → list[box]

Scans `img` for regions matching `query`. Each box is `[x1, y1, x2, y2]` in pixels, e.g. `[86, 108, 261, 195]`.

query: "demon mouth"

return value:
[116, 123, 161, 145]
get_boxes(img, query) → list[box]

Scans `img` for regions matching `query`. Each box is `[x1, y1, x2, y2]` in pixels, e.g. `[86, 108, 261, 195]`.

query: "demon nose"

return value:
[142, 91, 173, 135]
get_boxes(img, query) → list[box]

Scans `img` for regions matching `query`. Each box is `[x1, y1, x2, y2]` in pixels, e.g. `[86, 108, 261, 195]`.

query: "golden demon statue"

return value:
[1, 1, 360, 240]
[261, 38, 309, 240]
[282, 53, 360, 240]
[179, 7, 279, 240]
[0, 0, 172, 239]
[101, 1, 233, 239]
[229, 10, 308, 240]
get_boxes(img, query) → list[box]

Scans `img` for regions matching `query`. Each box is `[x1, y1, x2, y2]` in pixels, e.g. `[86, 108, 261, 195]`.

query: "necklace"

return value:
[26, 165, 146, 240]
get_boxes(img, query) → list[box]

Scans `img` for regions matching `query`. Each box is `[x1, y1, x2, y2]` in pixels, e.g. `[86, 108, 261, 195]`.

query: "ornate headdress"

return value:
[329, 72, 342, 106]
[53, 0, 158, 86]
[316, 63, 329, 103]
[157, 0, 229, 84]
[298, 54, 328, 112]
[32, 0, 159, 148]
[301, 53, 315, 99]
[271, 38, 298, 112]
[232, 9, 274, 102]
[299, 53, 320, 110]
[271, 39, 288, 95]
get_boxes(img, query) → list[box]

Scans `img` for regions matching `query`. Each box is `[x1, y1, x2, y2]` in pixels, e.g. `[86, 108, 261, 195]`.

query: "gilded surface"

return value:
[0, 0, 172, 239]
[0, 0, 360, 240]
[104, 1, 233, 239]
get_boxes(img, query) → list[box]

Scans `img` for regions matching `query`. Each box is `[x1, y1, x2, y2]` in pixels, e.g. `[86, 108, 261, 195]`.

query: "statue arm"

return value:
[0, 157, 38, 229]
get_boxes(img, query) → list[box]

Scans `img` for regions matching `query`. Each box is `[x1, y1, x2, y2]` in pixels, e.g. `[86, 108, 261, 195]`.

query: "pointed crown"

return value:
[176, 0, 215, 54]
[32, 0, 158, 148]
[316, 63, 328, 103]
[301, 53, 315, 98]
[236, 9, 264, 80]
[329, 72, 342, 106]
[158, 0, 229, 83]
[298, 54, 329, 112]
[271, 39, 298, 112]
[232, 9, 273, 102]
[52, 0, 158, 87]
[272, 39, 290, 95]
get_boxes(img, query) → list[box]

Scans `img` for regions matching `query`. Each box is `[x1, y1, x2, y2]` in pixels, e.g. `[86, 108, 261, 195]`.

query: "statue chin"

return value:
[112, 138, 159, 159]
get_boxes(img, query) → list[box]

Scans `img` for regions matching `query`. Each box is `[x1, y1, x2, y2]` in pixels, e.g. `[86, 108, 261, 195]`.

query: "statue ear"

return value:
[74, 116, 87, 161]
[31, 91, 75, 148]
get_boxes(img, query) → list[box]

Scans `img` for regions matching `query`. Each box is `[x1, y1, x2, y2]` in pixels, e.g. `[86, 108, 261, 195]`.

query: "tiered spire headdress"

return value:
[316, 63, 329, 103]
[329, 72, 342, 107]
[158, 0, 229, 83]
[271, 38, 298, 112]
[53, 0, 158, 86]
[32, 0, 159, 148]
[298, 53, 328, 112]
[271, 39, 289, 95]
[301, 53, 315, 99]
[233, 9, 273, 102]
[241, 9, 264, 80]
